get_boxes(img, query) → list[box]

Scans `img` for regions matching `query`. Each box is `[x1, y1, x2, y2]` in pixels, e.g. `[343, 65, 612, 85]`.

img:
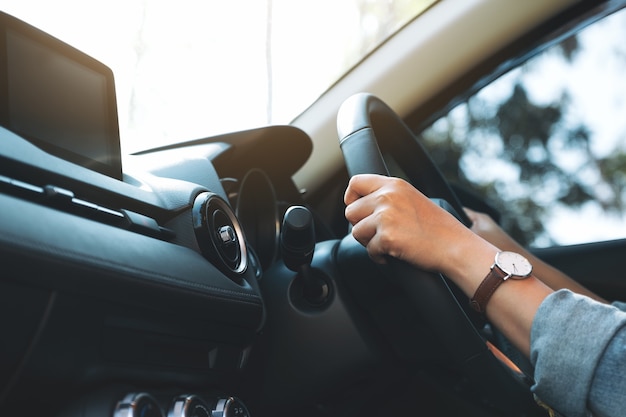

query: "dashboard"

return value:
[0, 11, 320, 417]
[0, 120, 315, 417]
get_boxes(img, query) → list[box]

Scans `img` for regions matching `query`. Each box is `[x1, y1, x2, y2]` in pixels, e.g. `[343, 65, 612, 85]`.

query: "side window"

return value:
[420, 8, 626, 248]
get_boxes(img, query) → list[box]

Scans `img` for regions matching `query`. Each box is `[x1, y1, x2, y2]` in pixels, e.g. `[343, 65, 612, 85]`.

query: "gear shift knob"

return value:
[280, 205, 315, 272]
[280, 206, 329, 306]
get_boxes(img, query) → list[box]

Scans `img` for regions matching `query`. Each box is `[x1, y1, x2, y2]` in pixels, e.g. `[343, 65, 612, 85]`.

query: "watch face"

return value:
[495, 251, 532, 278]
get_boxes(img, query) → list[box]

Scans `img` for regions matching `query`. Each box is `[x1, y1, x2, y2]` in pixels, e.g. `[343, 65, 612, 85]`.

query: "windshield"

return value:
[1, 0, 435, 154]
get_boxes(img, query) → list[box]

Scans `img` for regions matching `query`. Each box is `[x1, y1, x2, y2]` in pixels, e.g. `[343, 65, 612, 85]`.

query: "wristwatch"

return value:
[470, 251, 532, 313]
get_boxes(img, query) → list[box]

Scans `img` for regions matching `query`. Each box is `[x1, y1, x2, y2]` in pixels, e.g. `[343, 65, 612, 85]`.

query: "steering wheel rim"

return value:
[336, 93, 541, 414]
[337, 92, 472, 227]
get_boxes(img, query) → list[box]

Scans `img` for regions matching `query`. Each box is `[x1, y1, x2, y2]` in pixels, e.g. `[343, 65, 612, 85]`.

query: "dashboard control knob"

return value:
[280, 205, 315, 272]
[169, 394, 211, 417]
[281, 206, 329, 306]
[114, 392, 164, 417]
[212, 397, 250, 417]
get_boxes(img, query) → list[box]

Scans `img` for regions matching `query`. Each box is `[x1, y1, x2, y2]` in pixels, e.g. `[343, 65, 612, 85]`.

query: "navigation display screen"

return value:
[0, 12, 122, 179]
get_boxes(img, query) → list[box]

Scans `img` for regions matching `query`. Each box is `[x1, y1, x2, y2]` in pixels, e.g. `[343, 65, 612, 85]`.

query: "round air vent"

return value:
[192, 192, 248, 281]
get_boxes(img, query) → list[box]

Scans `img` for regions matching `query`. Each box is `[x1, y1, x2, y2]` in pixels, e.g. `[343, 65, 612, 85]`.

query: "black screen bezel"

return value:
[0, 12, 123, 180]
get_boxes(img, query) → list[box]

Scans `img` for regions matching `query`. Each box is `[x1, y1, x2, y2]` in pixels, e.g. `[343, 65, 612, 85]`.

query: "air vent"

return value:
[192, 192, 248, 281]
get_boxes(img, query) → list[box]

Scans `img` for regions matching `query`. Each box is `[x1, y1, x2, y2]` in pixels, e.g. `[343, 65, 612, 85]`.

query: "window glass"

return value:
[1, 0, 436, 154]
[420, 8, 626, 248]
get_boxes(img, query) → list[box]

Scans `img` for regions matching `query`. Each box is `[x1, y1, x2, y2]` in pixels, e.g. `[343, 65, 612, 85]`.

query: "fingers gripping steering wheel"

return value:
[337, 93, 541, 414]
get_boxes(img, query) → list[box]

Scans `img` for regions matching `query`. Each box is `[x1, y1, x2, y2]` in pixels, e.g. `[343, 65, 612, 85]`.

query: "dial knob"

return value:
[212, 397, 250, 417]
[169, 394, 211, 417]
[114, 393, 163, 417]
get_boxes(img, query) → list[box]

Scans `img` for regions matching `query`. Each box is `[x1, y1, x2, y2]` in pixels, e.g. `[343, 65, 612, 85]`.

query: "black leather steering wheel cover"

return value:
[337, 91, 488, 365]
[336, 93, 541, 414]
[338, 92, 472, 227]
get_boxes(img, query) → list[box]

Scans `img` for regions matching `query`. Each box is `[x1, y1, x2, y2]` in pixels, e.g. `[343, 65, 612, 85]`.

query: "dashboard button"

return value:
[114, 392, 164, 417]
[212, 397, 250, 417]
[121, 209, 162, 235]
[169, 394, 211, 417]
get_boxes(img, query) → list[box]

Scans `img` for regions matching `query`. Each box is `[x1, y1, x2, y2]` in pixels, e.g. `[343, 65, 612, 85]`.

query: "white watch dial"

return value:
[495, 251, 532, 278]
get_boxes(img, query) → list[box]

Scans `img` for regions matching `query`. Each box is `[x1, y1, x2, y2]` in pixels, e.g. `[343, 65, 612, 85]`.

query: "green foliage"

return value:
[420, 69, 626, 247]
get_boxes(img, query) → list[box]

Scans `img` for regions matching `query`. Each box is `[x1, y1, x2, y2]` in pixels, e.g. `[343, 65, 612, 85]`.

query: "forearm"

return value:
[491, 237, 606, 303]
[464, 208, 606, 303]
[443, 231, 552, 356]
[344, 177, 552, 357]
[522, 250, 606, 303]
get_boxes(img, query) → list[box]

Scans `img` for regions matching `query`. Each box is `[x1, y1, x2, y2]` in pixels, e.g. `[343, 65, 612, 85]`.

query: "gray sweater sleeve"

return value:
[530, 290, 626, 417]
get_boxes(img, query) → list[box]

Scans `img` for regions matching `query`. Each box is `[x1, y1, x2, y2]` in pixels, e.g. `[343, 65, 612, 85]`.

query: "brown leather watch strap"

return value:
[470, 266, 507, 313]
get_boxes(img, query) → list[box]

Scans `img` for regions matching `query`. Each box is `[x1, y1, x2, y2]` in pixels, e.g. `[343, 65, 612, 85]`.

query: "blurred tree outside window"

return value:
[420, 8, 626, 248]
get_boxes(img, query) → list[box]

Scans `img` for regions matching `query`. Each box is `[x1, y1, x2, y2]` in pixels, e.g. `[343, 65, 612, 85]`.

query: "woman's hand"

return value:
[343, 174, 486, 277]
[344, 174, 553, 355]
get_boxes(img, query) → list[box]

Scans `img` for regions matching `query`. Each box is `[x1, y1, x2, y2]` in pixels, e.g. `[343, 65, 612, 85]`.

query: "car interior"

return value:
[1, 0, 626, 416]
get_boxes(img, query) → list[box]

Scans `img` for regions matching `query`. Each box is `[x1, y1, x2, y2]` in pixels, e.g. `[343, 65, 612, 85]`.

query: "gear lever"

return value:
[280, 205, 329, 305]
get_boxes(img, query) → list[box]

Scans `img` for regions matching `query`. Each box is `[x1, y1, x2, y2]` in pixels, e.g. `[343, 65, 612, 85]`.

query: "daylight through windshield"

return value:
[1, 0, 435, 154]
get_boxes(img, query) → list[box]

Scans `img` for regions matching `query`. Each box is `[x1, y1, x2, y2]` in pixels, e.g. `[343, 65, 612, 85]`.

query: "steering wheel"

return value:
[336, 93, 541, 414]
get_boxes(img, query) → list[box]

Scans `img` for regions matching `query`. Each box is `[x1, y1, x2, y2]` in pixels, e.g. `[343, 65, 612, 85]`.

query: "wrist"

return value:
[469, 251, 533, 313]
[444, 231, 501, 298]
